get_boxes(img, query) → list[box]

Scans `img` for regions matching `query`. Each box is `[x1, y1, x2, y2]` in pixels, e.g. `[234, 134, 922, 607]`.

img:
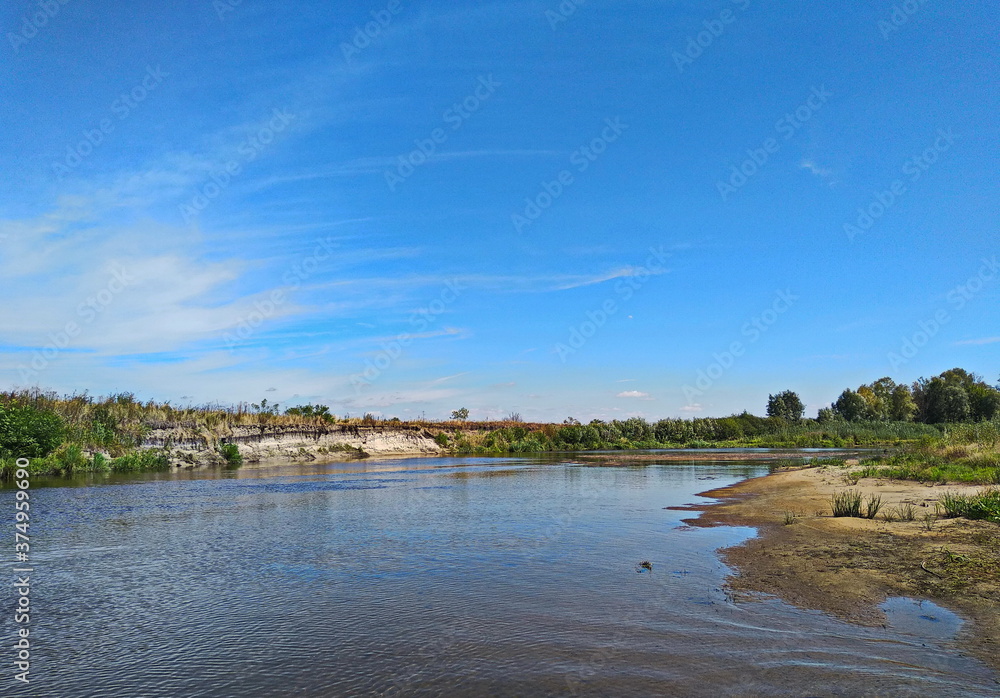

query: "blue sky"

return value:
[1, 0, 997, 421]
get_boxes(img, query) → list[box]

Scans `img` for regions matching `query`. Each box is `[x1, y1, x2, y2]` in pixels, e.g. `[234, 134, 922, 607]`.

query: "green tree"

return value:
[0, 402, 65, 458]
[888, 384, 917, 421]
[816, 407, 836, 422]
[968, 383, 1000, 422]
[832, 389, 871, 422]
[766, 390, 805, 421]
[913, 369, 992, 423]
[855, 377, 898, 420]
[451, 407, 470, 421]
[920, 378, 970, 423]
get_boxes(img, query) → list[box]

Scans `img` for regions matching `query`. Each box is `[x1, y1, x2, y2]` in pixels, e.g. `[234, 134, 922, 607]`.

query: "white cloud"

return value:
[616, 390, 651, 399]
[680, 404, 703, 413]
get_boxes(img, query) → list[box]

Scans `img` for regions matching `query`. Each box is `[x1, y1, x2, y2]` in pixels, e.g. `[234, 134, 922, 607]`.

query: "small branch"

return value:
[921, 561, 944, 579]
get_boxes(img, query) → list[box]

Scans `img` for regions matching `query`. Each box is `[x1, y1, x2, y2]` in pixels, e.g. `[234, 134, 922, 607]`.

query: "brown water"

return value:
[2, 455, 997, 696]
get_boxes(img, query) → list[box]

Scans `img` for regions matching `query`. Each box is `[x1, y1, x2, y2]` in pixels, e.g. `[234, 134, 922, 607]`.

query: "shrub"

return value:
[0, 402, 64, 458]
[52, 444, 88, 474]
[218, 442, 243, 467]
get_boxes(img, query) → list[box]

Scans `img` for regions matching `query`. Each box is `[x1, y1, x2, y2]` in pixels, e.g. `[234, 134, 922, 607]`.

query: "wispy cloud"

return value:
[427, 372, 470, 386]
[955, 337, 1000, 346]
[251, 150, 559, 187]
[316, 266, 667, 295]
[800, 159, 832, 178]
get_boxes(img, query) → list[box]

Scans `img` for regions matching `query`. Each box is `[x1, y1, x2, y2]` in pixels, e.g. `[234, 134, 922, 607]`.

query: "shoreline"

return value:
[159, 444, 869, 470]
[689, 465, 1000, 674]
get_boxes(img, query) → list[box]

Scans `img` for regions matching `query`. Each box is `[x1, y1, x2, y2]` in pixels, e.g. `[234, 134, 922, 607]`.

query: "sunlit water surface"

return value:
[2, 455, 997, 697]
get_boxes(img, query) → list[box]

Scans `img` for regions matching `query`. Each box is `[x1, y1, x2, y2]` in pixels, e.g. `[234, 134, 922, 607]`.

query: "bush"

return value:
[52, 444, 88, 474]
[0, 402, 64, 458]
[218, 442, 243, 467]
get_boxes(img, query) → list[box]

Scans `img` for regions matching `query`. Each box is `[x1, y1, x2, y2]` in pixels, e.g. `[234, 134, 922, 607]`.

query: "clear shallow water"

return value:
[2, 456, 997, 697]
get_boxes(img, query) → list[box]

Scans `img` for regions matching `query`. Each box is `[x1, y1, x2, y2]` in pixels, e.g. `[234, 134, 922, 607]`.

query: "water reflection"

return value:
[1, 454, 995, 697]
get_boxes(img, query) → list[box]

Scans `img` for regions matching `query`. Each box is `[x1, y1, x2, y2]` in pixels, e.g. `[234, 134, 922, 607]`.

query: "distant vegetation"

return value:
[825, 369, 999, 424]
[445, 414, 947, 454]
[852, 422, 1000, 485]
[1, 367, 997, 478]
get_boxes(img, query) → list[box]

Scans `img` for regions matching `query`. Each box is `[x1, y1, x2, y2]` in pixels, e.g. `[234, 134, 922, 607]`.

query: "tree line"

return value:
[819, 368, 1000, 424]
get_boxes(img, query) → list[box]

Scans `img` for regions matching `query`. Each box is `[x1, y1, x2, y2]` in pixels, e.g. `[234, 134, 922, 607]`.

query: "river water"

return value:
[2, 454, 997, 696]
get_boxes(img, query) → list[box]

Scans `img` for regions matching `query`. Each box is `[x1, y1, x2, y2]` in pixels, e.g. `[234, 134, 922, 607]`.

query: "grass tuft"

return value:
[863, 494, 883, 520]
[831, 490, 863, 517]
[939, 489, 1000, 523]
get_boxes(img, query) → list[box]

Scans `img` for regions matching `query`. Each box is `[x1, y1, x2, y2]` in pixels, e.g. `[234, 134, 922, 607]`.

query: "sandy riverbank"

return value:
[571, 449, 869, 464]
[142, 423, 444, 467]
[688, 465, 1000, 674]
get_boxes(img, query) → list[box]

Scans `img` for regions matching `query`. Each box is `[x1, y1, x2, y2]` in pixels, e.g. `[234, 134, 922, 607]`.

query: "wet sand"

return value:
[687, 465, 1000, 674]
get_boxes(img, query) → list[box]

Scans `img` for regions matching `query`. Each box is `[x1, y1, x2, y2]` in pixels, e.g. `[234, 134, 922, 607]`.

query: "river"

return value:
[2, 454, 996, 696]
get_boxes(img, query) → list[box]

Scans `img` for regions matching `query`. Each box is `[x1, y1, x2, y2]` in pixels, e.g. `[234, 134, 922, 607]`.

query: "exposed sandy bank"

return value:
[688, 466, 1000, 674]
[142, 423, 442, 467]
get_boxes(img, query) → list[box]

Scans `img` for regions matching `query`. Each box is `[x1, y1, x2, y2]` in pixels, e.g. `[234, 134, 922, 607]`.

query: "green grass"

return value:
[896, 502, 917, 521]
[107, 450, 170, 472]
[939, 489, 1000, 523]
[831, 490, 863, 517]
[830, 491, 882, 519]
[855, 455, 1000, 485]
[862, 494, 883, 519]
